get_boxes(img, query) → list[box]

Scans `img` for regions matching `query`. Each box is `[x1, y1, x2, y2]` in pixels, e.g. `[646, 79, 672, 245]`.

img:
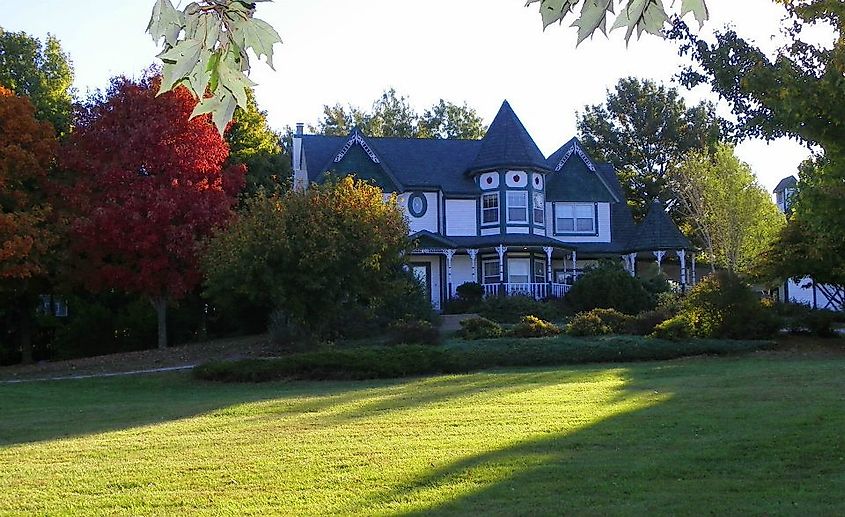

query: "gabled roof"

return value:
[302, 133, 481, 194]
[773, 175, 797, 193]
[628, 201, 693, 252]
[466, 101, 550, 174]
[545, 139, 617, 203]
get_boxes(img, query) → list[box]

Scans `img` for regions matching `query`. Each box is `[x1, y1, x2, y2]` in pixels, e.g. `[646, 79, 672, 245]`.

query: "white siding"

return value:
[509, 227, 530, 234]
[445, 199, 477, 237]
[399, 192, 439, 234]
[449, 255, 475, 296]
[481, 227, 500, 236]
[549, 202, 612, 243]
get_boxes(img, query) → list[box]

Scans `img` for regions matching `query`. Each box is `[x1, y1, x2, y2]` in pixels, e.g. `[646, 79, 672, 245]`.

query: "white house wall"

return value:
[445, 199, 478, 237]
[450, 255, 474, 296]
[786, 277, 843, 311]
[398, 192, 440, 234]
[545, 203, 611, 243]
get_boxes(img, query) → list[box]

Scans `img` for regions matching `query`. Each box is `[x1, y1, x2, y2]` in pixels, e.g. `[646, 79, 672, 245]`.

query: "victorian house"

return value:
[292, 101, 695, 310]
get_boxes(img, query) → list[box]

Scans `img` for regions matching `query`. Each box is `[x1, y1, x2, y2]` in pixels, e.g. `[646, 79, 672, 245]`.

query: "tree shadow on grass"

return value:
[0, 367, 614, 447]
[351, 359, 845, 515]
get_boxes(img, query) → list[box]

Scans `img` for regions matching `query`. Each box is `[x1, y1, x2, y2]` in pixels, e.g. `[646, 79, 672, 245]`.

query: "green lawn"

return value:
[1, 355, 844, 515]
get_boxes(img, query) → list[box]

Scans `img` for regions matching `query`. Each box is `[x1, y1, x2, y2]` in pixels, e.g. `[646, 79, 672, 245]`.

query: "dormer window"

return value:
[482, 193, 499, 224]
[507, 191, 528, 223]
[555, 203, 596, 234]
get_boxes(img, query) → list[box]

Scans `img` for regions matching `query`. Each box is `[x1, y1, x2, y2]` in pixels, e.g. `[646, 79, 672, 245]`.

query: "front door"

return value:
[410, 263, 432, 304]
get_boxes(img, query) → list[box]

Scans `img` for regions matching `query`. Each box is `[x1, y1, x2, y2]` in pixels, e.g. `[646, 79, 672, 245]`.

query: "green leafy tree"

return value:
[311, 89, 487, 139]
[202, 176, 412, 338]
[526, 0, 709, 44]
[0, 28, 74, 135]
[671, 1, 844, 290]
[577, 77, 722, 220]
[147, 0, 282, 134]
[226, 89, 291, 197]
[672, 144, 785, 274]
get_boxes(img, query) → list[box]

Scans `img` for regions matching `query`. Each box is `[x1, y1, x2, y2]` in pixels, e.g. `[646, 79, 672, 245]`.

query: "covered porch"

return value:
[409, 232, 578, 304]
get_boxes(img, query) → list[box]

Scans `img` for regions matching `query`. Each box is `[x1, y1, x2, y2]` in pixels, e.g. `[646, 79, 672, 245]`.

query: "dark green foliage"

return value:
[458, 317, 503, 340]
[456, 282, 484, 304]
[508, 315, 561, 338]
[625, 308, 675, 336]
[312, 88, 486, 139]
[682, 272, 781, 339]
[566, 312, 611, 337]
[577, 77, 722, 221]
[774, 302, 842, 338]
[651, 314, 694, 341]
[478, 296, 561, 324]
[195, 336, 775, 383]
[566, 261, 653, 315]
[387, 320, 441, 346]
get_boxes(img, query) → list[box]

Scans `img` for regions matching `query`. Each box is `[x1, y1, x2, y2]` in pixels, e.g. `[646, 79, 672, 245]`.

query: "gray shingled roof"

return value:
[628, 201, 693, 252]
[545, 139, 617, 203]
[773, 175, 797, 193]
[466, 101, 550, 174]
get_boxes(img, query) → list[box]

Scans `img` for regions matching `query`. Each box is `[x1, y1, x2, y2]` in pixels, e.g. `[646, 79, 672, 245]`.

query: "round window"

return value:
[408, 192, 428, 218]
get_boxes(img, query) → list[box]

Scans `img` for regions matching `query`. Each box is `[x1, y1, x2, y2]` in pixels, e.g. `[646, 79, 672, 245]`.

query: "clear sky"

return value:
[3, 0, 817, 192]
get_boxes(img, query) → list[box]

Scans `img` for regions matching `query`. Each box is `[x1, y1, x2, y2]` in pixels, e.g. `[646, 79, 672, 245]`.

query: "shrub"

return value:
[508, 315, 561, 338]
[651, 314, 693, 341]
[566, 260, 653, 315]
[456, 282, 484, 304]
[387, 319, 441, 346]
[804, 310, 838, 338]
[566, 312, 611, 337]
[458, 317, 503, 340]
[588, 308, 635, 334]
[625, 309, 674, 336]
[478, 296, 560, 324]
[196, 336, 775, 383]
[682, 271, 781, 339]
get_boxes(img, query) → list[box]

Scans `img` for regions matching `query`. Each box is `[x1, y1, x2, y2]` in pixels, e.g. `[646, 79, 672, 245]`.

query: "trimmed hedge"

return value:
[195, 336, 775, 383]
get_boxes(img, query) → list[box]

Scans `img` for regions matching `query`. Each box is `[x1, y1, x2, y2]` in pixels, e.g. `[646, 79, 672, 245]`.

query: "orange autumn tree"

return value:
[0, 86, 58, 363]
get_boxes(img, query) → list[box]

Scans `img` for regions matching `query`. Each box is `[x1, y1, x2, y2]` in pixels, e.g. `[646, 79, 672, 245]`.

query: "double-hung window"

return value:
[533, 192, 545, 225]
[555, 203, 596, 234]
[482, 193, 499, 225]
[482, 260, 500, 284]
[508, 259, 531, 284]
[507, 191, 528, 223]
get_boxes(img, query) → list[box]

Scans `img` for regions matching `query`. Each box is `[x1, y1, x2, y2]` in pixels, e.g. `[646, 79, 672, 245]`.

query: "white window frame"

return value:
[482, 259, 500, 284]
[533, 192, 545, 226]
[507, 191, 529, 223]
[555, 203, 596, 235]
[533, 259, 546, 284]
[481, 193, 499, 225]
[508, 258, 531, 284]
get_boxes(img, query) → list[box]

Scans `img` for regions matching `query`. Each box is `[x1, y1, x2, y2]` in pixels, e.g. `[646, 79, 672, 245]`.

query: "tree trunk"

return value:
[19, 307, 33, 365]
[151, 296, 168, 349]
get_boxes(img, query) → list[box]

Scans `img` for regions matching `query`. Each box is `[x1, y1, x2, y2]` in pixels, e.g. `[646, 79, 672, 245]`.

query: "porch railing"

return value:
[482, 283, 570, 300]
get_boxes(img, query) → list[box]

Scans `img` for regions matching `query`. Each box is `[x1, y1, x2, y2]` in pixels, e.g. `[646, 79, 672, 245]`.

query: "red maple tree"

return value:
[0, 86, 58, 363]
[61, 75, 244, 348]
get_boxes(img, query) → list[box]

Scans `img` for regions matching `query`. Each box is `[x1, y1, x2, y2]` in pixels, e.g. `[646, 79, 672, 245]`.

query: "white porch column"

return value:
[467, 249, 479, 283]
[677, 249, 687, 291]
[571, 250, 577, 280]
[691, 253, 697, 286]
[444, 249, 456, 299]
[543, 246, 554, 283]
[495, 245, 507, 283]
[653, 250, 666, 272]
[629, 253, 638, 277]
